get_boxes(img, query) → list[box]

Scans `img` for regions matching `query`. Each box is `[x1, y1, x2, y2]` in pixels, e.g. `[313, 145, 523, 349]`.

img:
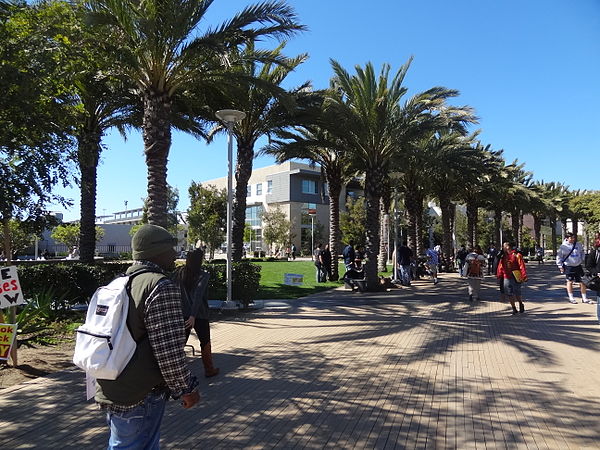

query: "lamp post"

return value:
[308, 208, 317, 259]
[215, 109, 246, 306]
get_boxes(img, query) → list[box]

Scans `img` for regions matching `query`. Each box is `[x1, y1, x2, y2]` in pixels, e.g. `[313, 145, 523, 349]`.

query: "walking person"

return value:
[314, 243, 325, 282]
[425, 246, 440, 284]
[291, 243, 297, 260]
[585, 235, 600, 323]
[397, 241, 413, 286]
[556, 232, 590, 304]
[464, 245, 486, 301]
[96, 224, 200, 449]
[456, 245, 468, 275]
[172, 248, 219, 378]
[497, 241, 527, 315]
[486, 243, 499, 275]
[342, 240, 356, 271]
[535, 243, 544, 265]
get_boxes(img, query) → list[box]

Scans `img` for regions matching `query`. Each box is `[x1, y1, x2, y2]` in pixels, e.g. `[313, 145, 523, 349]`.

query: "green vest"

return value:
[95, 266, 167, 406]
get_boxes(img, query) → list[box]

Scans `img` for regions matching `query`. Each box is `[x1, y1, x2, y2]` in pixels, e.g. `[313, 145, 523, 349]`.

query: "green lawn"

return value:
[255, 260, 346, 300]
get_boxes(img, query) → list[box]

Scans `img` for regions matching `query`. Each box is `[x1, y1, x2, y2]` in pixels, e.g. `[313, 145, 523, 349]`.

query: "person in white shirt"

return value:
[556, 232, 589, 304]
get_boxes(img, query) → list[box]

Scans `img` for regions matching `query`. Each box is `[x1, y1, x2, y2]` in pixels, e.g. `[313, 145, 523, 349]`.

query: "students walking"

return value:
[464, 246, 486, 301]
[556, 232, 589, 304]
[497, 242, 527, 315]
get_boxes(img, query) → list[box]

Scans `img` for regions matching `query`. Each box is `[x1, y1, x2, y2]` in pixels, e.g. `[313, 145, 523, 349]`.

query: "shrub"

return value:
[17, 260, 261, 308]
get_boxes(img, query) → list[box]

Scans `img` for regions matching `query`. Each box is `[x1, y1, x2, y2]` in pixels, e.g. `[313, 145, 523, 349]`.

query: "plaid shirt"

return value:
[101, 261, 197, 414]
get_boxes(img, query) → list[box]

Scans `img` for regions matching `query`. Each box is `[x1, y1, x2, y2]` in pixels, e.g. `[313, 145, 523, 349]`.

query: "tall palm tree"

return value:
[427, 131, 477, 260]
[263, 108, 356, 280]
[324, 60, 410, 289]
[207, 43, 309, 261]
[86, 0, 304, 227]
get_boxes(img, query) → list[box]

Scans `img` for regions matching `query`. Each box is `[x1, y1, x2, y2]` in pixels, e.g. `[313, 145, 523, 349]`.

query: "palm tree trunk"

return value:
[232, 141, 255, 261]
[533, 214, 542, 246]
[404, 191, 419, 255]
[326, 176, 342, 281]
[439, 195, 454, 261]
[143, 89, 172, 228]
[415, 194, 424, 256]
[494, 208, 502, 246]
[378, 193, 390, 273]
[551, 217, 558, 255]
[364, 168, 382, 290]
[511, 210, 520, 247]
[466, 200, 478, 249]
[77, 128, 101, 264]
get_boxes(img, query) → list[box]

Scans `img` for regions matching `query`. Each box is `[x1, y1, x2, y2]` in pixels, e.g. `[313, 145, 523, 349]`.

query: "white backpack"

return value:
[73, 272, 151, 380]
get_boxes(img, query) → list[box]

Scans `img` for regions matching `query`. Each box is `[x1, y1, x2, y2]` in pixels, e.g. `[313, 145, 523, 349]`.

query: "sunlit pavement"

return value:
[1, 263, 599, 449]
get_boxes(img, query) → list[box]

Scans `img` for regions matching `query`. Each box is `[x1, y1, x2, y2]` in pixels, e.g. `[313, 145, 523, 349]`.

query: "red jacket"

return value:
[497, 250, 527, 281]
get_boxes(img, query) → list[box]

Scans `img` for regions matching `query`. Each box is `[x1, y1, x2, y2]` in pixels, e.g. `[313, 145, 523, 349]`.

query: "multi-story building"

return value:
[202, 161, 363, 254]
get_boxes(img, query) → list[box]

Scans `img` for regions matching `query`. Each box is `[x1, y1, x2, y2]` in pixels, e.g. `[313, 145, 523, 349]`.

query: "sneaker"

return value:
[569, 298, 577, 304]
[512, 308, 518, 315]
[582, 299, 592, 304]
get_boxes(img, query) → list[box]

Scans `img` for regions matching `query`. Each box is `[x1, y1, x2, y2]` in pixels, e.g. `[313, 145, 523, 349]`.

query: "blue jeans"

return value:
[106, 391, 167, 449]
[400, 265, 411, 286]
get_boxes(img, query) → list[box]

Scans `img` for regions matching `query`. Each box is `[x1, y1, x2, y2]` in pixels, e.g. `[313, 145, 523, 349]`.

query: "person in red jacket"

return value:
[497, 242, 528, 315]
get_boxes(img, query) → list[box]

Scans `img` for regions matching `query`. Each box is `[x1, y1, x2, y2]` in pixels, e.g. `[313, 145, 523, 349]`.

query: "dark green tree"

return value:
[186, 182, 226, 259]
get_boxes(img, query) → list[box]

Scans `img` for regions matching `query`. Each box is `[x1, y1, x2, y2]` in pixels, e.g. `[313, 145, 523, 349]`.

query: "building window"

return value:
[301, 203, 317, 225]
[301, 179, 317, 194]
[247, 185, 251, 197]
[256, 183, 262, 195]
[267, 180, 273, 194]
[245, 205, 263, 227]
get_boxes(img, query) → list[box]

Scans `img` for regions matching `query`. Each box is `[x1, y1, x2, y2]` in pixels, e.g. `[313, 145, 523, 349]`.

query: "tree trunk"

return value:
[551, 217, 558, 256]
[494, 208, 502, 246]
[77, 127, 101, 264]
[378, 193, 390, 273]
[415, 195, 424, 256]
[326, 175, 342, 281]
[364, 168, 382, 291]
[572, 217, 579, 237]
[439, 195, 454, 261]
[466, 200, 478, 249]
[143, 89, 172, 229]
[404, 191, 419, 255]
[510, 210, 520, 247]
[533, 214, 542, 246]
[232, 141, 255, 261]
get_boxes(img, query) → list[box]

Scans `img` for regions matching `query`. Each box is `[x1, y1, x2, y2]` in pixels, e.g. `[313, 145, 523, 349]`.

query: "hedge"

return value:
[16, 261, 261, 308]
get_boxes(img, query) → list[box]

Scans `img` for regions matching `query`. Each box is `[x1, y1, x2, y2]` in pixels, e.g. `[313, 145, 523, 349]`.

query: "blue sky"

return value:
[56, 0, 600, 221]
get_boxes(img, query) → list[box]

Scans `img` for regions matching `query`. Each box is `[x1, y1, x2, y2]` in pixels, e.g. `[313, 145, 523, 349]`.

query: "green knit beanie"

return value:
[132, 224, 177, 260]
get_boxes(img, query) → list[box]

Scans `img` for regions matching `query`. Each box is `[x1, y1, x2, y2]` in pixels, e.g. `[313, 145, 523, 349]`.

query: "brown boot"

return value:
[201, 342, 220, 378]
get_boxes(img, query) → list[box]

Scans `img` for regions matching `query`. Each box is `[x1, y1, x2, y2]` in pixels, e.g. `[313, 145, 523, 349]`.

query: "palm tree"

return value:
[427, 131, 477, 261]
[207, 43, 309, 261]
[86, 0, 304, 227]
[393, 91, 477, 256]
[263, 109, 356, 280]
[323, 60, 410, 289]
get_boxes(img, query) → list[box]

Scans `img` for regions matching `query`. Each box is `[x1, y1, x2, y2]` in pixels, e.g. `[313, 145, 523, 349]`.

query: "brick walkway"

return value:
[1, 264, 599, 449]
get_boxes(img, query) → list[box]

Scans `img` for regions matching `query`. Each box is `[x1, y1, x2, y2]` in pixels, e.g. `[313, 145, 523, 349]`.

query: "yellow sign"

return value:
[0, 323, 18, 360]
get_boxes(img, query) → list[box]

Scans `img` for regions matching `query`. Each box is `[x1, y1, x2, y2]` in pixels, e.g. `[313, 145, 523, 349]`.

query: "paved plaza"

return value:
[1, 264, 599, 449]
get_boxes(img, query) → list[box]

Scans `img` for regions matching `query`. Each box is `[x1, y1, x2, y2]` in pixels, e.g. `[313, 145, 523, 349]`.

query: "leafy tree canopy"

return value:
[186, 182, 226, 256]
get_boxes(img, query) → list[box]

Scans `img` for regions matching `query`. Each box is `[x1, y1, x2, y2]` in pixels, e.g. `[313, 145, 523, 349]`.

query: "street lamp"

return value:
[308, 208, 317, 259]
[215, 109, 246, 307]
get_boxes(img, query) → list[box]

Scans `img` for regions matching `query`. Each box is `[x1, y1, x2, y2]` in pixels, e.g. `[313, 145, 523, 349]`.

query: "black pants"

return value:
[185, 318, 211, 347]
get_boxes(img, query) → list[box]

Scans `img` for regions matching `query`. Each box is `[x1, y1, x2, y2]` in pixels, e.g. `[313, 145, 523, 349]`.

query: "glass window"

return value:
[256, 183, 262, 195]
[301, 203, 317, 225]
[247, 185, 251, 197]
[301, 179, 317, 194]
[267, 180, 273, 194]
[245, 205, 263, 227]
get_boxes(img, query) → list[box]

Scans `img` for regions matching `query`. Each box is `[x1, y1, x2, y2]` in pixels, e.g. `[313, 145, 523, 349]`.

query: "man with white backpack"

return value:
[93, 224, 199, 449]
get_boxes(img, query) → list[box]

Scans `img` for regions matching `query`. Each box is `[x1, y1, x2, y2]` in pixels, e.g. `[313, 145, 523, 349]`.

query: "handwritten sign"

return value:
[283, 273, 304, 286]
[0, 266, 24, 309]
[0, 323, 18, 360]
